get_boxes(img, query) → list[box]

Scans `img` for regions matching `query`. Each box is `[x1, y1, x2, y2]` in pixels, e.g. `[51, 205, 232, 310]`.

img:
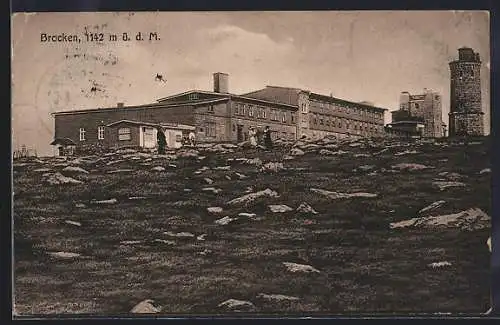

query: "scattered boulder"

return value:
[356, 165, 376, 172]
[204, 178, 214, 185]
[238, 212, 257, 218]
[120, 240, 142, 245]
[235, 172, 248, 179]
[389, 208, 490, 231]
[214, 166, 231, 171]
[65, 220, 81, 227]
[283, 262, 320, 273]
[163, 231, 195, 238]
[153, 239, 175, 245]
[207, 207, 223, 214]
[151, 166, 165, 172]
[319, 149, 348, 156]
[130, 299, 162, 314]
[296, 202, 318, 214]
[176, 149, 199, 158]
[33, 168, 52, 173]
[392, 163, 433, 172]
[310, 188, 377, 199]
[428, 261, 452, 269]
[44, 172, 82, 185]
[261, 162, 285, 173]
[394, 150, 419, 156]
[480, 168, 491, 175]
[354, 153, 371, 158]
[128, 196, 148, 200]
[202, 187, 222, 194]
[487, 237, 491, 252]
[227, 188, 279, 205]
[48, 251, 81, 259]
[106, 159, 125, 166]
[197, 234, 207, 241]
[215, 216, 238, 225]
[218, 299, 255, 311]
[438, 171, 463, 181]
[245, 157, 263, 167]
[418, 200, 446, 215]
[75, 203, 86, 208]
[432, 181, 467, 191]
[92, 198, 118, 204]
[290, 148, 305, 156]
[257, 293, 300, 301]
[269, 204, 293, 213]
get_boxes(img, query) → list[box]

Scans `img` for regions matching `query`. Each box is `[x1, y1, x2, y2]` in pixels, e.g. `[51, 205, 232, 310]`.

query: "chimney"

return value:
[117, 102, 124, 108]
[213, 72, 229, 93]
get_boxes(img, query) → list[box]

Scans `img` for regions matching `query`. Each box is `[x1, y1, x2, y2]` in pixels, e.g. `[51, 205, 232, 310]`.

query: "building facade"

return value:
[448, 47, 484, 136]
[243, 86, 387, 140]
[51, 73, 388, 153]
[386, 89, 446, 138]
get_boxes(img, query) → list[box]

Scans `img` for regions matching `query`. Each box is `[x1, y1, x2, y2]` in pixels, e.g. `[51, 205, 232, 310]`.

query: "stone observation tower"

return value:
[448, 47, 484, 136]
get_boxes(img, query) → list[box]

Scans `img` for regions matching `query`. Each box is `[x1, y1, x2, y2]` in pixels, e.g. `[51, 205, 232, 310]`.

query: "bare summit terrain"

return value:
[13, 136, 492, 316]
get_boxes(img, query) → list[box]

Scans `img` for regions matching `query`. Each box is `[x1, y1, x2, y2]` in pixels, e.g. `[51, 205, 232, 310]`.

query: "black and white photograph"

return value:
[11, 11, 492, 316]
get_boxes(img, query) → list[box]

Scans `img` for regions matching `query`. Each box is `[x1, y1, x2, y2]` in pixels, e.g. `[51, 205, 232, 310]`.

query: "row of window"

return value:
[234, 103, 295, 123]
[79, 127, 105, 141]
[302, 101, 384, 120]
[310, 116, 382, 133]
[79, 126, 132, 141]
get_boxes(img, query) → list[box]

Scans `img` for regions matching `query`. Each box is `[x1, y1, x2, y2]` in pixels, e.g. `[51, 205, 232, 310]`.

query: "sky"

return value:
[12, 11, 490, 156]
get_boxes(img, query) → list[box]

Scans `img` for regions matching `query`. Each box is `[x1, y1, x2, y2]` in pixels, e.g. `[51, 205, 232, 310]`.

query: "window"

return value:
[118, 127, 131, 141]
[319, 118, 324, 125]
[79, 128, 86, 141]
[97, 126, 105, 140]
[301, 103, 307, 113]
[262, 108, 267, 119]
[205, 122, 216, 137]
[188, 93, 198, 100]
[248, 106, 254, 117]
[291, 114, 295, 123]
[282, 112, 287, 123]
[282, 132, 287, 139]
[175, 134, 182, 142]
[232, 124, 236, 132]
[208, 105, 215, 113]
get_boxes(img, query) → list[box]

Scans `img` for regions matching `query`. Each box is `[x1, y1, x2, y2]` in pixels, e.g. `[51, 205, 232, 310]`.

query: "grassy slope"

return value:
[13, 137, 491, 315]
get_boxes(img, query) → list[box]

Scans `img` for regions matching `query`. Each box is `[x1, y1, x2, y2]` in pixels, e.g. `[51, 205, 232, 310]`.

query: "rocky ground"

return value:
[13, 136, 492, 315]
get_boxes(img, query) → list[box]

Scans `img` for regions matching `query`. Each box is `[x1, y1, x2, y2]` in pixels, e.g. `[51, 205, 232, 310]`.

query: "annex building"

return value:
[51, 72, 388, 154]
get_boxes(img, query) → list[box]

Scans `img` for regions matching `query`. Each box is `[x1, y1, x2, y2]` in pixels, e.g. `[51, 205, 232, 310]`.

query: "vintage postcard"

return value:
[11, 11, 492, 317]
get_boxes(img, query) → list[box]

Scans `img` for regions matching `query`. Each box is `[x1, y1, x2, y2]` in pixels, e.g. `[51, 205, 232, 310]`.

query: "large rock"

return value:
[389, 208, 490, 231]
[269, 204, 293, 213]
[44, 172, 82, 185]
[392, 163, 433, 172]
[290, 148, 305, 156]
[130, 299, 162, 314]
[227, 188, 279, 205]
[283, 262, 320, 273]
[215, 216, 238, 225]
[310, 188, 377, 199]
[218, 299, 255, 311]
[207, 207, 223, 214]
[296, 202, 318, 214]
[62, 166, 89, 174]
[261, 162, 285, 173]
[418, 200, 446, 215]
[432, 181, 467, 191]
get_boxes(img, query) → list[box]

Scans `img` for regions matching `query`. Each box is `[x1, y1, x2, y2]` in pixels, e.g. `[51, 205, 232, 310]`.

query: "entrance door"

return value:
[237, 125, 243, 142]
[142, 127, 156, 148]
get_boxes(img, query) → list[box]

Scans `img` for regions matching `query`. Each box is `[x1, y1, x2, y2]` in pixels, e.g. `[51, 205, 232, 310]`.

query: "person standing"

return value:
[188, 131, 196, 147]
[264, 126, 273, 150]
[249, 127, 258, 147]
[156, 127, 166, 154]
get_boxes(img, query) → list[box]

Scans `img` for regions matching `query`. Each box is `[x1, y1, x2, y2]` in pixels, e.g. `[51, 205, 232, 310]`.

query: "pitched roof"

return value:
[50, 138, 76, 146]
[105, 120, 196, 130]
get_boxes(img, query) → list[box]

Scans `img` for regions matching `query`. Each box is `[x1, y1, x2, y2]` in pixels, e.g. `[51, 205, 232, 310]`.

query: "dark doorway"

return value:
[237, 125, 244, 142]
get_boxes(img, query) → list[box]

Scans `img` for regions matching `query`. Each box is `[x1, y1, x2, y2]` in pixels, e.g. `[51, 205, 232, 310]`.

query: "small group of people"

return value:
[156, 126, 196, 154]
[248, 126, 273, 150]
